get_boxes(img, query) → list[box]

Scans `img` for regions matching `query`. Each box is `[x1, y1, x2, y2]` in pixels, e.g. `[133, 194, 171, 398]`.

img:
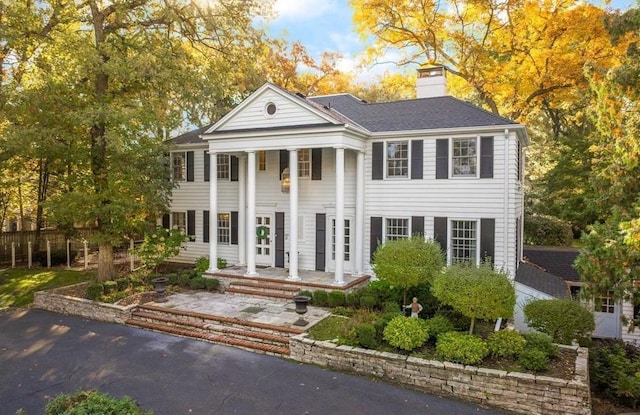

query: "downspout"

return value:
[503, 129, 510, 274]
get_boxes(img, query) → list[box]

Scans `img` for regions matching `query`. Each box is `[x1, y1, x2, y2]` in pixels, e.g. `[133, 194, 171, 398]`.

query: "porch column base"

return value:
[332, 279, 346, 286]
[287, 275, 301, 281]
[244, 271, 259, 277]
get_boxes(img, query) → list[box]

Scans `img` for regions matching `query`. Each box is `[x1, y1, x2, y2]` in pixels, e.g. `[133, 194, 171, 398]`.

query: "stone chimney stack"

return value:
[416, 65, 447, 99]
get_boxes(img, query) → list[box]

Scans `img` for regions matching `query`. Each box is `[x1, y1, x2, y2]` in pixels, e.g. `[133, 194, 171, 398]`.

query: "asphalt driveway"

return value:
[0, 309, 511, 415]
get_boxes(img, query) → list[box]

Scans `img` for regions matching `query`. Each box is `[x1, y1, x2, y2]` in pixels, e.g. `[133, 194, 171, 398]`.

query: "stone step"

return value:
[225, 286, 296, 300]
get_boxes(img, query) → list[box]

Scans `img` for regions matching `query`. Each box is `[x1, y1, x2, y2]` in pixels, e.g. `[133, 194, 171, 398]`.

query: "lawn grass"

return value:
[0, 267, 96, 310]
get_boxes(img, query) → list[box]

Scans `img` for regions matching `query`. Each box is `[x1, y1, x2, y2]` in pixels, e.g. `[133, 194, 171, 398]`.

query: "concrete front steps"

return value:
[126, 304, 304, 357]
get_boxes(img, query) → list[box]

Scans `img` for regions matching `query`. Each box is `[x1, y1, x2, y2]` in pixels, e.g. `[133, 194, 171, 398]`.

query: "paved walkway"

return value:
[0, 309, 511, 415]
[153, 291, 330, 328]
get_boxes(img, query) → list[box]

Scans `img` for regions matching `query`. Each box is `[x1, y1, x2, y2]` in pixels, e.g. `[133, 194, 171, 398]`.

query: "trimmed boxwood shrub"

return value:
[103, 280, 117, 294]
[328, 290, 346, 307]
[345, 291, 361, 307]
[204, 277, 219, 291]
[523, 332, 559, 358]
[166, 273, 179, 285]
[518, 348, 549, 372]
[177, 272, 191, 287]
[436, 331, 489, 365]
[115, 278, 129, 291]
[312, 290, 329, 307]
[383, 316, 429, 351]
[424, 315, 455, 342]
[487, 330, 526, 358]
[359, 295, 377, 309]
[190, 276, 206, 290]
[356, 323, 377, 349]
[86, 283, 104, 300]
[45, 390, 151, 415]
[523, 298, 595, 345]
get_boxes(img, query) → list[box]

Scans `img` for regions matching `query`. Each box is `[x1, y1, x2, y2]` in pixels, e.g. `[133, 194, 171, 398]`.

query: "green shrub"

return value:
[523, 214, 573, 246]
[436, 331, 489, 365]
[523, 332, 559, 358]
[190, 276, 206, 290]
[375, 310, 403, 337]
[356, 323, 378, 349]
[204, 277, 219, 291]
[195, 256, 209, 274]
[177, 272, 191, 287]
[345, 291, 361, 307]
[166, 273, 179, 285]
[518, 348, 549, 372]
[298, 290, 313, 299]
[381, 301, 401, 313]
[115, 278, 129, 291]
[312, 290, 329, 307]
[359, 295, 377, 309]
[217, 257, 227, 269]
[383, 316, 429, 351]
[332, 306, 352, 316]
[487, 330, 526, 358]
[523, 298, 595, 344]
[590, 339, 640, 408]
[86, 283, 104, 300]
[34, 250, 76, 267]
[45, 390, 152, 415]
[328, 290, 346, 307]
[103, 280, 117, 294]
[435, 308, 471, 331]
[424, 315, 455, 342]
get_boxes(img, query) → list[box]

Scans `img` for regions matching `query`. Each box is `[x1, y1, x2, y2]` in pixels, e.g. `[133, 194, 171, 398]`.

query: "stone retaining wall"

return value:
[290, 335, 591, 415]
[34, 283, 136, 324]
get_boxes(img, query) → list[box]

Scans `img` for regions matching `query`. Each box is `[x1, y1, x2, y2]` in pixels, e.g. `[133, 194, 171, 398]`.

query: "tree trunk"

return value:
[97, 242, 116, 282]
[469, 317, 476, 335]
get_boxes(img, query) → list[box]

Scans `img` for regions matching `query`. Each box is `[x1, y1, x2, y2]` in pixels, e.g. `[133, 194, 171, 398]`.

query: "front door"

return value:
[255, 215, 274, 266]
[593, 292, 621, 338]
[327, 217, 352, 273]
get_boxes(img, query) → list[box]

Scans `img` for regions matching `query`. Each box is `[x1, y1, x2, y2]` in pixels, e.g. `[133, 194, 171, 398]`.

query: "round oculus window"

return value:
[265, 102, 277, 116]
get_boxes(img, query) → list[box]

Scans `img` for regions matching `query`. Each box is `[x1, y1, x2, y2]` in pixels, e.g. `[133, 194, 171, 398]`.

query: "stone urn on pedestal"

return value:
[151, 277, 169, 303]
[292, 295, 311, 326]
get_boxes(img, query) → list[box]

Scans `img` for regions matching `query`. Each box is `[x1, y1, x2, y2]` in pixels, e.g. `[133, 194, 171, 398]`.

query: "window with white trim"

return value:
[385, 218, 409, 241]
[258, 150, 266, 171]
[172, 152, 186, 181]
[218, 213, 230, 244]
[452, 138, 477, 177]
[172, 212, 186, 233]
[298, 149, 310, 178]
[596, 292, 616, 313]
[386, 141, 408, 178]
[451, 220, 477, 263]
[332, 219, 351, 261]
[217, 154, 230, 179]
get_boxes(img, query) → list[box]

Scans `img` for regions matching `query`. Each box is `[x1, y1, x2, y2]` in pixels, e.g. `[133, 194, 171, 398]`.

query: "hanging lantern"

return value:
[281, 167, 290, 193]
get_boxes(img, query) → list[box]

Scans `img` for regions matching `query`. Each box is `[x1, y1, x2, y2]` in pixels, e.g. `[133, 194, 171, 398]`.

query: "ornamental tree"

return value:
[432, 263, 515, 334]
[372, 237, 445, 306]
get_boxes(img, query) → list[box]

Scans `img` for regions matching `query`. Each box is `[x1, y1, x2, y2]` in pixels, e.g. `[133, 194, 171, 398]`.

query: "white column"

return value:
[208, 151, 219, 272]
[334, 146, 345, 285]
[355, 150, 365, 276]
[246, 150, 258, 276]
[288, 148, 300, 281]
[238, 155, 247, 265]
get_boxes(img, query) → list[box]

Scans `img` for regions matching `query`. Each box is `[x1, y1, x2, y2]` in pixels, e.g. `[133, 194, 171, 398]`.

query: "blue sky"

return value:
[266, 0, 638, 81]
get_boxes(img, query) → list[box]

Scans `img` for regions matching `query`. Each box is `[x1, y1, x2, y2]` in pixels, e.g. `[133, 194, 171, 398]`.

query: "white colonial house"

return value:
[166, 66, 529, 285]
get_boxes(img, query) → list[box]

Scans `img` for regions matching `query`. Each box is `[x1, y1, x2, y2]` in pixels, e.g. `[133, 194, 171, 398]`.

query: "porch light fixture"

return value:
[281, 167, 290, 193]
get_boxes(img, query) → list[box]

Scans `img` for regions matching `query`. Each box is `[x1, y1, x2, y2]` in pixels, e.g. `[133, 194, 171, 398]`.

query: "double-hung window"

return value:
[172, 212, 186, 233]
[258, 150, 267, 172]
[172, 152, 186, 181]
[218, 213, 230, 244]
[386, 141, 408, 178]
[217, 154, 230, 179]
[386, 218, 409, 241]
[452, 138, 477, 177]
[298, 149, 310, 178]
[451, 220, 477, 263]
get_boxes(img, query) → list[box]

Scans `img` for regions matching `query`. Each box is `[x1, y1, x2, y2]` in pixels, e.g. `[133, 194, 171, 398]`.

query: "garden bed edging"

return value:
[289, 335, 591, 415]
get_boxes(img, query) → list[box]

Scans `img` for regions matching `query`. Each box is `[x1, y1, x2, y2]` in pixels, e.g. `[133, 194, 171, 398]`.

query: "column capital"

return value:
[245, 149, 257, 154]
[286, 147, 299, 152]
[333, 145, 346, 150]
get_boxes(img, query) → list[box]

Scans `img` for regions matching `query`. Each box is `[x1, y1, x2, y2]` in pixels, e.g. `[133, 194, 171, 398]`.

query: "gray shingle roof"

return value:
[308, 94, 517, 132]
[169, 124, 212, 145]
[515, 262, 569, 298]
[523, 246, 581, 282]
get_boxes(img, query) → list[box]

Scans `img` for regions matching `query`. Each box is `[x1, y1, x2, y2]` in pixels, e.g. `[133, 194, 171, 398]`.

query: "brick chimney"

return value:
[416, 65, 447, 99]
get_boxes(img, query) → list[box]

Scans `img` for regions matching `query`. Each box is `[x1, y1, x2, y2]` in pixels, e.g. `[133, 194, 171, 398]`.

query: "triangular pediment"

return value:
[203, 83, 342, 136]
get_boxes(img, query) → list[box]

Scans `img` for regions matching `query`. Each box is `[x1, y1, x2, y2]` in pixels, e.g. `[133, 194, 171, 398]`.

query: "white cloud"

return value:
[273, 0, 336, 21]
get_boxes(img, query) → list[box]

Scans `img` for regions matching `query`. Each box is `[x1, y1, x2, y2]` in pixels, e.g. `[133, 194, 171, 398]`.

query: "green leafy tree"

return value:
[372, 237, 444, 306]
[135, 227, 189, 273]
[431, 263, 515, 334]
[523, 298, 595, 345]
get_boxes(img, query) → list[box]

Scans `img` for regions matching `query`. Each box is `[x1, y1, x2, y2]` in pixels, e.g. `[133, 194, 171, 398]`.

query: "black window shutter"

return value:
[411, 140, 423, 179]
[411, 216, 424, 237]
[186, 151, 194, 182]
[203, 211, 210, 243]
[279, 150, 289, 179]
[315, 213, 326, 271]
[370, 216, 383, 261]
[312, 148, 322, 180]
[480, 136, 494, 179]
[230, 156, 238, 182]
[162, 213, 170, 229]
[204, 151, 210, 182]
[436, 139, 448, 179]
[372, 142, 383, 180]
[275, 212, 285, 268]
[187, 210, 196, 241]
[434, 217, 448, 252]
[480, 218, 495, 265]
[230, 211, 238, 245]
[164, 152, 170, 181]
